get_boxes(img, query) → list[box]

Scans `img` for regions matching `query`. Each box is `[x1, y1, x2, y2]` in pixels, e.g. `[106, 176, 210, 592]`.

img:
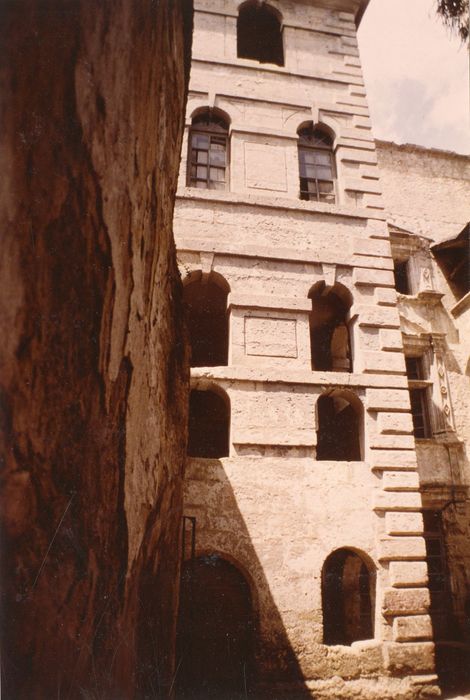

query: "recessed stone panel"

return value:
[244, 142, 287, 192]
[245, 316, 297, 358]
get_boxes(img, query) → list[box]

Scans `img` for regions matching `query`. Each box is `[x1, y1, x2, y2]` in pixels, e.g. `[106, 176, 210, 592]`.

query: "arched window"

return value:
[177, 554, 254, 696]
[322, 549, 375, 645]
[188, 388, 230, 458]
[298, 123, 336, 203]
[237, 1, 284, 66]
[309, 281, 352, 372]
[188, 110, 229, 190]
[316, 391, 362, 461]
[183, 271, 229, 367]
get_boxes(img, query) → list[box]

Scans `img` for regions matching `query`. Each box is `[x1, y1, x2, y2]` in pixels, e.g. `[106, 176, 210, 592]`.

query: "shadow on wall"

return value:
[175, 460, 312, 699]
[421, 507, 470, 699]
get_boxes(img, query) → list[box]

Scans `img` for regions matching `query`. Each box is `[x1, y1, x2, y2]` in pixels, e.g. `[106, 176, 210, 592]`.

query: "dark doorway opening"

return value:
[176, 554, 254, 699]
[183, 271, 229, 367]
[237, 1, 284, 66]
[316, 393, 361, 461]
[309, 282, 352, 372]
[188, 388, 230, 458]
[322, 548, 374, 646]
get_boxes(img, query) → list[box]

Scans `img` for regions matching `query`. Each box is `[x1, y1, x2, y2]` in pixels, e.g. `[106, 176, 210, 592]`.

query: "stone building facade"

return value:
[173, 1, 470, 697]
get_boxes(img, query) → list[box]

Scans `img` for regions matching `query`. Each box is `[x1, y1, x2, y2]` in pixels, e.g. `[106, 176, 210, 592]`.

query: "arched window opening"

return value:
[237, 1, 284, 66]
[322, 549, 374, 645]
[309, 281, 352, 372]
[188, 388, 230, 458]
[188, 110, 229, 190]
[298, 123, 336, 203]
[183, 271, 229, 367]
[316, 392, 362, 461]
[176, 554, 254, 697]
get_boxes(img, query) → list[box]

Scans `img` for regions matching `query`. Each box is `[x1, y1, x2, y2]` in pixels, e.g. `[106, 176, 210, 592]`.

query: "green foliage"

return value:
[436, 0, 469, 42]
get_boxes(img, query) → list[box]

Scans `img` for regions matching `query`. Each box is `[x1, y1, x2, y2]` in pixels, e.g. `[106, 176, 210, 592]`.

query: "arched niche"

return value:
[308, 281, 353, 372]
[237, 1, 284, 66]
[176, 553, 254, 697]
[316, 389, 363, 461]
[183, 271, 230, 367]
[187, 386, 230, 458]
[322, 548, 375, 646]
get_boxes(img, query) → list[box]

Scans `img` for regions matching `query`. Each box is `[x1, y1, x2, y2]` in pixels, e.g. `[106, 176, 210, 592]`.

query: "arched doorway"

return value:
[308, 281, 353, 371]
[237, 1, 284, 66]
[176, 554, 254, 698]
[187, 387, 230, 458]
[183, 271, 230, 368]
[316, 391, 362, 461]
[322, 548, 375, 645]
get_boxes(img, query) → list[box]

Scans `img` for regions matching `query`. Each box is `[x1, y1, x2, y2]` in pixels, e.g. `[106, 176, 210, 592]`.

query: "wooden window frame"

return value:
[405, 355, 432, 439]
[298, 127, 336, 204]
[187, 115, 229, 191]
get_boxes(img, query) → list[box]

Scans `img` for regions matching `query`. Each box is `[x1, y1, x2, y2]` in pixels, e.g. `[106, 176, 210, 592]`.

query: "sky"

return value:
[357, 0, 470, 154]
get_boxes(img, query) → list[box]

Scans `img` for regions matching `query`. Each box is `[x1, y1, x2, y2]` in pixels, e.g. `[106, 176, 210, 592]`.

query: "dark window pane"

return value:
[426, 539, 444, 557]
[210, 167, 225, 182]
[192, 134, 209, 149]
[316, 165, 333, 180]
[307, 180, 317, 193]
[406, 356, 421, 380]
[314, 152, 332, 166]
[302, 150, 315, 165]
[394, 260, 410, 294]
[409, 388, 430, 438]
[318, 181, 334, 193]
[209, 150, 225, 166]
[304, 164, 317, 179]
[427, 556, 445, 574]
[423, 510, 442, 533]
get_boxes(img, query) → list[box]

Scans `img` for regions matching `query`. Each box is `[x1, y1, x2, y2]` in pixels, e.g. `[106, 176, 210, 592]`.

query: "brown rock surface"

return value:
[0, 1, 191, 697]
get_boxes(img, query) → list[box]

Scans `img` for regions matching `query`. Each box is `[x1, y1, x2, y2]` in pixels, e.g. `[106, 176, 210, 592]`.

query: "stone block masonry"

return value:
[172, 0, 462, 697]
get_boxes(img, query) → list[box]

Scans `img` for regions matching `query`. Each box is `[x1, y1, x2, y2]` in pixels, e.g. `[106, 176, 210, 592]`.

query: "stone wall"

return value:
[378, 141, 470, 686]
[376, 140, 470, 240]
[0, 1, 191, 697]
[174, 1, 440, 697]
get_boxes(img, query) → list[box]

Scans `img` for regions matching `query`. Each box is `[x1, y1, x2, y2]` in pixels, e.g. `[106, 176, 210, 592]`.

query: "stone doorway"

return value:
[176, 554, 254, 698]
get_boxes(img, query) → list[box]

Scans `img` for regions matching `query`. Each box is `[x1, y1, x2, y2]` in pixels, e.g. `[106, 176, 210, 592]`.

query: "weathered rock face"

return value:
[0, 1, 191, 698]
